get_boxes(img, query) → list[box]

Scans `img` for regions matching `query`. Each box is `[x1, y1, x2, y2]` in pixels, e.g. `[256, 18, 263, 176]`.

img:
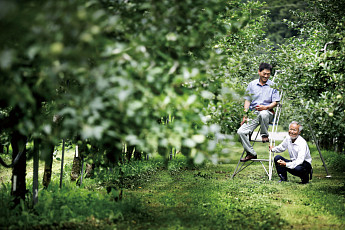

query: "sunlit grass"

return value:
[0, 141, 76, 185]
[1, 139, 344, 229]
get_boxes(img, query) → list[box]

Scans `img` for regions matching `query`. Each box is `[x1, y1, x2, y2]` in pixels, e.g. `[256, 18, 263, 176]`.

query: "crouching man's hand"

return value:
[277, 159, 286, 167]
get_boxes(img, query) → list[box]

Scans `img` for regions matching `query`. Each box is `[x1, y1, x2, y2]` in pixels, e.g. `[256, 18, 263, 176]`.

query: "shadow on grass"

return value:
[119, 164, 287, 230]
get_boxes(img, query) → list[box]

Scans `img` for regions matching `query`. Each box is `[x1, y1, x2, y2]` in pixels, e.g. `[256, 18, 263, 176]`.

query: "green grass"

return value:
[0, 142, 76, 185]
[1, 141, 345, 229]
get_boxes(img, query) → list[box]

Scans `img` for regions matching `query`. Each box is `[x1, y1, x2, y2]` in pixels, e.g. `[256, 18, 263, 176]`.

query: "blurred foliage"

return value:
[0, 179, 127, 228]
[0, 0, 240, 165]
[1, 0, 344, 172]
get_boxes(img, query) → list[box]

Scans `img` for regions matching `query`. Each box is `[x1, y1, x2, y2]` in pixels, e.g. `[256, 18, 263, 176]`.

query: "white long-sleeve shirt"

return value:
[272, 135, 312, 169]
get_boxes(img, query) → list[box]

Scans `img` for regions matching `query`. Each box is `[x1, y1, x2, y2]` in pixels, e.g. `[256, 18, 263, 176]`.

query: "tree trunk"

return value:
[127, 145, 142, 161]
[42, 142, 55, 188]
[320, 136, 332, 151]
[134, 149, 142, 161]
[126, 145, 134, 162]
[85, 163, 95, 178]
[70, 145, 82, 181]
[32, 139, 39, 206]
[338, 136, 345, 154]
[59, 139, 65, 188]
[11, 131, 27, 206]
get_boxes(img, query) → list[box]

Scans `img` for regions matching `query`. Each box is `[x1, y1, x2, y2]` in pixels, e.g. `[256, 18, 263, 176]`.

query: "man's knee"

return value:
[294, 165, 308, 174]
[274, 155, 282, 162]
[237, 128, 243, 135]
[259, 110, 270, 119]
[237, 126, 246, 136]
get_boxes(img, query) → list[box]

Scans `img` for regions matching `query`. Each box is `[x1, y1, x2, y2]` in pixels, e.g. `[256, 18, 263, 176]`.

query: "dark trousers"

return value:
[274, 155, 312, 180]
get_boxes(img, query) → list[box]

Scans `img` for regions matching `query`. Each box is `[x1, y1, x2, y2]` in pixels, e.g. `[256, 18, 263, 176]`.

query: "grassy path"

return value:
[1, 141, 345, 229]
[113, 145, 345, 229]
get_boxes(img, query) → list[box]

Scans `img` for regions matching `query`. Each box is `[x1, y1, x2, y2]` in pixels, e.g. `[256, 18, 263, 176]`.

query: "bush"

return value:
[324, 151, 345, 172]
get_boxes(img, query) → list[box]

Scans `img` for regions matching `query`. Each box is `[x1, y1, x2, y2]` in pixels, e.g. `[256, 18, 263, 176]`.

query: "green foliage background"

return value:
[1, 0, 344, 167]
[261, 0, 308, 44]
[0, 0, 236, 164]
[1, 0, 345, 228]
[273, 0, 345, 151]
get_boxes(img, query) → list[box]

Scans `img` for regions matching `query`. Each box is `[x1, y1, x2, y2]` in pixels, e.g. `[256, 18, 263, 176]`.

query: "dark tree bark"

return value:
[127, 145, 142, 162]
[42, 142, 55, 188]
[32, 139, 39, 205]
[84, 163, 95, 178]
[134, 150, 142, 161]
[70, 145, 82, 181]
[11, 131, 27, 206]
[337, 136, 345, 154]
[126, 145, 134, 162]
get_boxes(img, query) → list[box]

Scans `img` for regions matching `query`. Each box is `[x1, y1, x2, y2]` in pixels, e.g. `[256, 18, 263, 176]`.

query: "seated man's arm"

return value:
[256, 101, 278, 111]
[266, 101, 278, 110]
[244, 100, 250, 113]
[241, 100, 251, 125]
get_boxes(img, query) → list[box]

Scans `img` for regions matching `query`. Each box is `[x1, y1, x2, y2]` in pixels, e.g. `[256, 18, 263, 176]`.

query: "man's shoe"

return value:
[262, 135, 269, 143]
[240, 154, 257, 162]
[278, 174, 287, 183]
[301, 172, 310, 184]
[300, 179, 309, 184]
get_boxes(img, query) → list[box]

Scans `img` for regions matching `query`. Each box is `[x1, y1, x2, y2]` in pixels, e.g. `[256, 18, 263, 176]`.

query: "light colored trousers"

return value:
[237, 110, 274, 156]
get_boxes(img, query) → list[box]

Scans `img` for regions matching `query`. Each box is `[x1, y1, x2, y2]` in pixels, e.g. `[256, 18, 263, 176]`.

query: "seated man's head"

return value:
[258, 63, 272, 84]
[289, 121, 302, 140]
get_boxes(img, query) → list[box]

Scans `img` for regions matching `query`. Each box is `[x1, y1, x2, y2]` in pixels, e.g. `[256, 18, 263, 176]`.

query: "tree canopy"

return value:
[1, 0, 344, 168]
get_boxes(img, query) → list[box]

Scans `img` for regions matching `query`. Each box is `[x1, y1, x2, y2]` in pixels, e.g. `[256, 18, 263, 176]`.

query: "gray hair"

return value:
[289, 121, 303, 132]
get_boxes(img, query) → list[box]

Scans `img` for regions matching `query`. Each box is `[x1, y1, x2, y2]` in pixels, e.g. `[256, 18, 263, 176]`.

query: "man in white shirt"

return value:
[269, 121, 312, 184]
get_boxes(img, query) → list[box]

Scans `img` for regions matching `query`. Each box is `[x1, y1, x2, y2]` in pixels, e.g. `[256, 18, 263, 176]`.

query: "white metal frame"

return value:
[231, 103, 282, 180]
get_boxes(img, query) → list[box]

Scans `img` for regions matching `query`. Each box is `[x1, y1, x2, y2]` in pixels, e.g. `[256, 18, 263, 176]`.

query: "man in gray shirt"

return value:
[237, 63, 281, 162]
